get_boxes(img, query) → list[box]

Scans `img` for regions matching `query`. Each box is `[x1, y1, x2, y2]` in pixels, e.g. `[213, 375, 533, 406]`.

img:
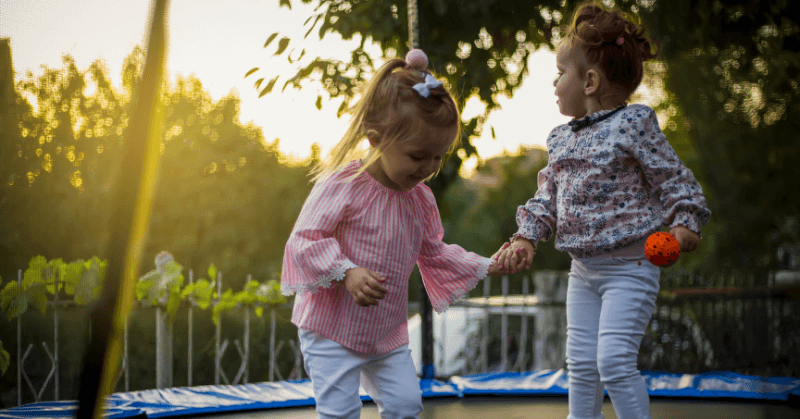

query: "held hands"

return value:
[669, 225, 700, 252]
[343, 267, 388, 307]
[491, 238, 536, 275]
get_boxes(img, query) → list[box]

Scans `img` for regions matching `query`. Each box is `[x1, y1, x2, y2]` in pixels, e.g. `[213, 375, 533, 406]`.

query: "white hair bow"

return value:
[412, 73, 443, 98]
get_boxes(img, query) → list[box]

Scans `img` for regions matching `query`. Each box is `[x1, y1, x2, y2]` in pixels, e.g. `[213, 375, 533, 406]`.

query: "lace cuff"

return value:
[282, 260, 358, 296]
[431, 257, 493, 313]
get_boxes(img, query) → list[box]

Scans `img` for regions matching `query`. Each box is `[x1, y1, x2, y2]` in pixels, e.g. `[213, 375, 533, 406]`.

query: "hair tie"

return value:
[616, 36, 624, 45]
[405, 49, 428, 70]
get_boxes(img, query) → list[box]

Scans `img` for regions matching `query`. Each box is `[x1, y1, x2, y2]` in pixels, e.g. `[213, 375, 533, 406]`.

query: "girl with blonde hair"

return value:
[282, 49, 507, 419]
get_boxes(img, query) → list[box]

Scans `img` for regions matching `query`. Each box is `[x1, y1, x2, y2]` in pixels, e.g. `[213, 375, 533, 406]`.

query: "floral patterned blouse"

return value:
[514, 104, 711, 259]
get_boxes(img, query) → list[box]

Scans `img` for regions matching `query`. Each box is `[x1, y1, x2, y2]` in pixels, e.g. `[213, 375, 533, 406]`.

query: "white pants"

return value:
[566, 242, 660, 419]
[298, 328, 423, 419]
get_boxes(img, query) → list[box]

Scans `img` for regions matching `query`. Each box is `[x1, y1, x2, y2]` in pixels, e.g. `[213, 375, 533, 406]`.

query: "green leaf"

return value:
[315, 95, 322, 110]
[259, 76, 279, 98]
[264, 32, 279, 48]
[136, 281, 154, 301]
[0, 340, 10, 375]
[255, 306, 264, 317]
[30, 284, 48, 315]
[0, 282, 19, 316]
[22, 265, 43, 290]
[254, 77, 265, 90]
[47, 259, 65, 294]
[207, 263, 217, 281]
[166, 292, 181, 324]
[337, 99, 348, 118]
[6, 289, 28, 320]
[244, 67, 259, 78]
[279, 0, 291, 9]
[304, 16, 322, 39]
[62, 261, 83, 295]
[491, 126, 496, 139]
[29, 255, 47, 271]
[275, 38, 290, 55]
[164, 261, 183, 279]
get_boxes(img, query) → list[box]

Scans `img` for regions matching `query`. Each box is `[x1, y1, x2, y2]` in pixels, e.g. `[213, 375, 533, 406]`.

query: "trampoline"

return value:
[3, 370, 799, 419]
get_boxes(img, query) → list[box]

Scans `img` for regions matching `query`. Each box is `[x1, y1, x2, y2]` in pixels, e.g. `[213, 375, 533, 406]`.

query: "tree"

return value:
[638, 0, 800, 271]
[247, 0, 589, 201]
[252, 0, 800, 271]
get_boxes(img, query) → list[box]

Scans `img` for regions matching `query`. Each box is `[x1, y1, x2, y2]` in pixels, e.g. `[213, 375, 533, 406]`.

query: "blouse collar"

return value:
[568, 104, 627, 132]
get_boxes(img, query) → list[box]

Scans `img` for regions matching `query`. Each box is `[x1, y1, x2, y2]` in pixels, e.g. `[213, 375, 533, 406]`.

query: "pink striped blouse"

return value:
[282, 160, 493, 354]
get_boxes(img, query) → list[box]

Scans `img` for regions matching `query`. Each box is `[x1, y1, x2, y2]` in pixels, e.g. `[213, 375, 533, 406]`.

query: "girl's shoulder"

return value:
[311, 160, 362, 195]
[410, 181, 435, 205]
[545, 123, 573, 148]
[614, 104, 658, 126]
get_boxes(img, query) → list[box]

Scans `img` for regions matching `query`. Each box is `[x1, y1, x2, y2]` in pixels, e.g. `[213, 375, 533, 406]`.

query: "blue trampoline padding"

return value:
[452, 370, 800, 401]
[451, 369, 570, 396]
[1, 371, 797, 418]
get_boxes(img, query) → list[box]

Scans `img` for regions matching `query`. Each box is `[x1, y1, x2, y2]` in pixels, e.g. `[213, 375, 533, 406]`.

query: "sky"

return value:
[1, 0, 578, 174]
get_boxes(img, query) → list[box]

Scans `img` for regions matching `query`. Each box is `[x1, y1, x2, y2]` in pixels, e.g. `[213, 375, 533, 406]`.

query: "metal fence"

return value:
[5, 268, 799, 407]
[432, 269, 799, 379]
[4, 269, 302, 407]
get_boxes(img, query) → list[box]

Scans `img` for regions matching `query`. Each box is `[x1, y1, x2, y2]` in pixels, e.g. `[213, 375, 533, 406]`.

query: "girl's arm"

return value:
[512, 156, 559, 248]
[625, 106, 711, 236]
[415, 187, 494, 313]
[281, 177, 358, 296]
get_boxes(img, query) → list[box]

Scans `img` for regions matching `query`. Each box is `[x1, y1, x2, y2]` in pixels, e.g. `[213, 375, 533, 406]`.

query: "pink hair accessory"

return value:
[616, 36, 624, 45]
[405, 49, 428, 70]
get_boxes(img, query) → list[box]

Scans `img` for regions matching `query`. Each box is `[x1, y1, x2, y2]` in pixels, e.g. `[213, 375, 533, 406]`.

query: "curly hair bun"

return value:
[405, 49, 429, 71]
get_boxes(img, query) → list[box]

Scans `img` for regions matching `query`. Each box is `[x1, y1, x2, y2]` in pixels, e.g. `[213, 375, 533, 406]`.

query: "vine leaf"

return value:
[264, 32, 279, 48]
[275, 38, 290, 56]
[244, 67, 259, 78]
[259, 76, 279, 98]
[0, 340, 9, 375]
[207, 263, 217, 282]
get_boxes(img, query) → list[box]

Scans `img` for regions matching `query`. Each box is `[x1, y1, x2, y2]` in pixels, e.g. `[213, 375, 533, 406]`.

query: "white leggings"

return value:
[298, 328, 423, 419]
[566, 249, 659, 419]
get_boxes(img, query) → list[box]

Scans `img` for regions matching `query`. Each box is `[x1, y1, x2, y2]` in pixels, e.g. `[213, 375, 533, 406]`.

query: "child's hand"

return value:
[490, 242, 515, 275]
[496, 238, 535, 273]
[487, 257, 507, 276]
[344, 267, 388, 307]
[669, 226, 700, 252]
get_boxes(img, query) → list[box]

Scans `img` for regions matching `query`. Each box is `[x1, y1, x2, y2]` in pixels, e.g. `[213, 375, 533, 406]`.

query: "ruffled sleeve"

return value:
[622, 105, 711, 236]
[281, 173, 358, 296]
[415, 185, 493, 313]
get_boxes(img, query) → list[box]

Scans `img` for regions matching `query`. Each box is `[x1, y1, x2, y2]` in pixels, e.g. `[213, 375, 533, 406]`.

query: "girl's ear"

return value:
[584, 69, 601, 96]
[366, 129, 380, 147]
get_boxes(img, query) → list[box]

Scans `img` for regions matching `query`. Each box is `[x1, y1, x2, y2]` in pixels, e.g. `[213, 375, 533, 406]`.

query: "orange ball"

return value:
[645, 232, 680, 267]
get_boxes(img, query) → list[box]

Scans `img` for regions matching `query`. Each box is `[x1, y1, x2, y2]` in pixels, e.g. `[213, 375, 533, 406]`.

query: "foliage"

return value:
[0, 256, 106, 322]
[136, 260, 185, 323]
[247, 0, 597, 202]
[637, 0, 800, 270]
[1, 45, 315, 293]
[0, 253, 285, 331]
[251, 0, 800, 270]
[0, 339, 8, 376]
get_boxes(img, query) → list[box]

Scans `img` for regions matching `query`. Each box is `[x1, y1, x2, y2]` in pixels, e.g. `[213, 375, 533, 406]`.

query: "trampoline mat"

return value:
[191, 396, 800, 419]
